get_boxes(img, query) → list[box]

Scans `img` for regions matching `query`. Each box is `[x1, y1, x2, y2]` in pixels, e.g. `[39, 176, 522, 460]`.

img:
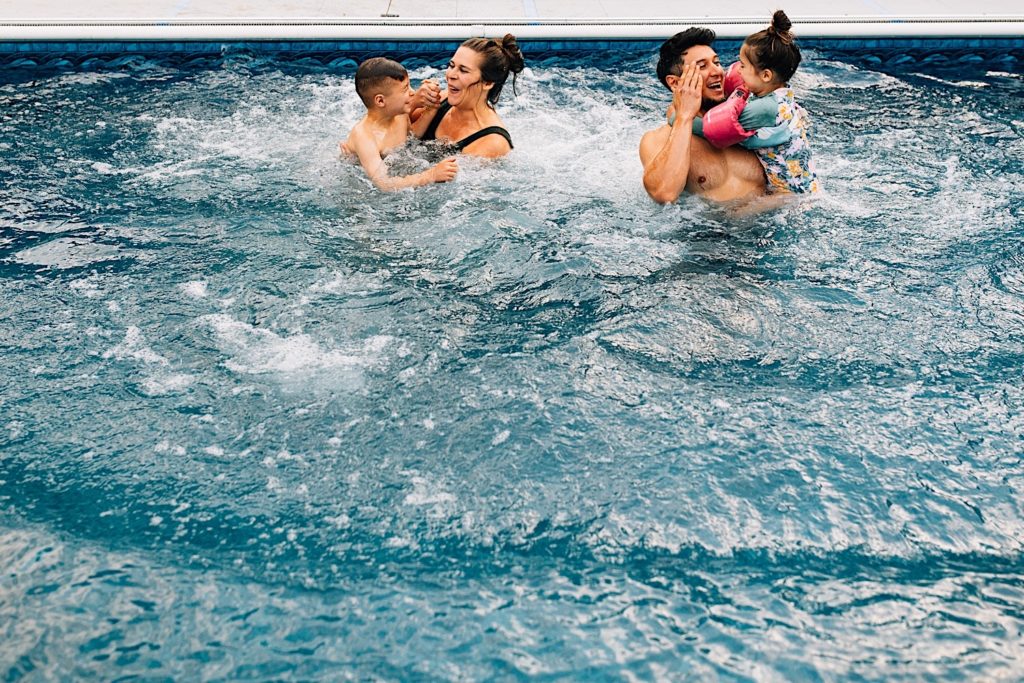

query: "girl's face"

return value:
[738, 44, 775, 96]
[446, 47, 489, 106]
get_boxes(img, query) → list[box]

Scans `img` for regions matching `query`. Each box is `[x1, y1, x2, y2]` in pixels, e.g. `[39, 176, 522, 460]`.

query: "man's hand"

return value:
[671, 63, 703, 125]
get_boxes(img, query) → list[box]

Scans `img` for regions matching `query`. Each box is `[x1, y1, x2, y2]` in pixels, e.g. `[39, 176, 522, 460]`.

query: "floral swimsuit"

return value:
[749, 88, 820, 194]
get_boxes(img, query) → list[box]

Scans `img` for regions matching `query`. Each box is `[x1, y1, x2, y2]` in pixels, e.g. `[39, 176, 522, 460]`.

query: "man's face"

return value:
[670, 45, 726, 109]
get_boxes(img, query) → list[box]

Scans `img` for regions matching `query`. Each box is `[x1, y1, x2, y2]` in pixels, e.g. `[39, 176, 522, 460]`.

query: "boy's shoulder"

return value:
[344, 113, 412, 159]
[351, 113, 411, 138]
[341, 116, 370, 156]
[385, 112, 412, 133]
[348, 115, 373, 137]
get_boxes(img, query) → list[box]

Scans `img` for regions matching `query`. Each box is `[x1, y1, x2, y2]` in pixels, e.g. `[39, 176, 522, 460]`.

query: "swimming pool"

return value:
[2, 47, 1023, 678]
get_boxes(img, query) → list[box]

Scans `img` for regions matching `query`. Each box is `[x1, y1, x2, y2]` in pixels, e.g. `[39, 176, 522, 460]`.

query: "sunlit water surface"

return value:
[2, 51, 1024, 679]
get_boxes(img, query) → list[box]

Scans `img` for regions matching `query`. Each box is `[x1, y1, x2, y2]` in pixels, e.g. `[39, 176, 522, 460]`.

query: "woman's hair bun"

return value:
[500, 33, 526, 74]
[460, 33, 526, 104]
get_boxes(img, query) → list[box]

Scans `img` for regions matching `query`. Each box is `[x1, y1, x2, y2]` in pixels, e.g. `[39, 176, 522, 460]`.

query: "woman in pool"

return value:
[411, 34, 525, 158]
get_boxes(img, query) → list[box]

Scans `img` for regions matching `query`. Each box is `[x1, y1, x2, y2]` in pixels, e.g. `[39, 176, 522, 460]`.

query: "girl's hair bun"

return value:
[770, 9, 794, 40]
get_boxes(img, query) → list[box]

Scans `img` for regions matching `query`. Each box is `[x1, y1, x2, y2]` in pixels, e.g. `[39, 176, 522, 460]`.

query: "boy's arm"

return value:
[411, 95, 446, 139]
[409, 79, 440, 125]
[347, 127, 457, 191]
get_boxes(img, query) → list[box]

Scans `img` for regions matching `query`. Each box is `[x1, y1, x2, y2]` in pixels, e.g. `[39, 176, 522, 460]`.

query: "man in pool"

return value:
[639, 28, 767, 204]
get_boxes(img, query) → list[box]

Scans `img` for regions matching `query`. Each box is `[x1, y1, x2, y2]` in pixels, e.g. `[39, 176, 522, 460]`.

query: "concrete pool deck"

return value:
[0, 1, 1022, 49]
[0, 0, 1022, 20]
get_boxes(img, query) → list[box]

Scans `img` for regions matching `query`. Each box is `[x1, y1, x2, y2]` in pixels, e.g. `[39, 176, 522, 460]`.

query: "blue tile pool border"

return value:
[1, 38, 1022, 70]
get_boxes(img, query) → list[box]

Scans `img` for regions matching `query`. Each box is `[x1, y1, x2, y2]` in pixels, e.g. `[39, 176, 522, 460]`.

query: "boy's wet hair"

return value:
[656, 27, 717, 89]
[743, 10, 802, 83]
[355, 57, 408, 107]
[460, 34, 526, 105]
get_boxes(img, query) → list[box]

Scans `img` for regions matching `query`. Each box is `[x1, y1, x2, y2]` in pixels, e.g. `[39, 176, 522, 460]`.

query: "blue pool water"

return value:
[1, 49, 1024, 679]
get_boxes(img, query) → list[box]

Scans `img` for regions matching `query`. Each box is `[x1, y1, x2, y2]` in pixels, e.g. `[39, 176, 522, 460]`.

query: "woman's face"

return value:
[446, 46, 486, 107]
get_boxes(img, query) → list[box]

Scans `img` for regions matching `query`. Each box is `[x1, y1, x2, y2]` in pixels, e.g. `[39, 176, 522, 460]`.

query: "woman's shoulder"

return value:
[478, 106, 507, 127]
[461, 129, 513, 158]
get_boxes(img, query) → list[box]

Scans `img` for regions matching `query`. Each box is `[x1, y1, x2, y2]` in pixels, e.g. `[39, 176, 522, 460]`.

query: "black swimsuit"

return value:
[421, 100, 513, 151]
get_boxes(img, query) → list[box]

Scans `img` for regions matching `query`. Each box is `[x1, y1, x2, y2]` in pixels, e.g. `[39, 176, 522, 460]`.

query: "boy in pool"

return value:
[342, 57, 458, 191]
[693, 10, 820, 194]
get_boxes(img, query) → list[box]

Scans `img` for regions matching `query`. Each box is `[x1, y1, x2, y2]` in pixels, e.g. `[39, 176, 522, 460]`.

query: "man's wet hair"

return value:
[355, 57, 408, 107]
[656, 27, 717, 89]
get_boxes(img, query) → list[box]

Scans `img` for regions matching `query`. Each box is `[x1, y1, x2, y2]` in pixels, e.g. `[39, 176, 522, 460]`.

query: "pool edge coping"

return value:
[2, 15, 1024, 43]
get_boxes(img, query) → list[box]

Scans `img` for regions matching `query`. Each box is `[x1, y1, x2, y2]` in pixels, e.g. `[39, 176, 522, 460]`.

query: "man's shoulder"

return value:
[638, 123, 671, 163]
[640, 123, 671, 144]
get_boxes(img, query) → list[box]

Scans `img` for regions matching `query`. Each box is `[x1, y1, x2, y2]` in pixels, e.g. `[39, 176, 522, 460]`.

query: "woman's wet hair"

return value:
[354, 57, 408, 107]
[460, 34, 526, 105]
[743, 10, 802, 84]
[656, 27, 717, 89]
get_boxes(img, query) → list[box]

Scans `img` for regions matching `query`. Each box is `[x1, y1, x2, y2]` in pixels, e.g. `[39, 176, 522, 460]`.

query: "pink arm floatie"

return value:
[700, 88, 755, 149]
[722, 62, 745, 97]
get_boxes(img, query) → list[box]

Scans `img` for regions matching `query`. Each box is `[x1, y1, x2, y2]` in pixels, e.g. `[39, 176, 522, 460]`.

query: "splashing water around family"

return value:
[341, 10, 820, 207]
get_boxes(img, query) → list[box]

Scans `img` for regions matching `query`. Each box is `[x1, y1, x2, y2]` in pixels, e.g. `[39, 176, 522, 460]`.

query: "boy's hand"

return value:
[414, 79, 442, 109]
[429, 157, 458, 183]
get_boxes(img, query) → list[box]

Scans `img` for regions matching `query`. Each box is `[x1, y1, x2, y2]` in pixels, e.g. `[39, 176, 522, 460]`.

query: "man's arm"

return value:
[347, 127, 457, 191]
[640, 64, 703, 204]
